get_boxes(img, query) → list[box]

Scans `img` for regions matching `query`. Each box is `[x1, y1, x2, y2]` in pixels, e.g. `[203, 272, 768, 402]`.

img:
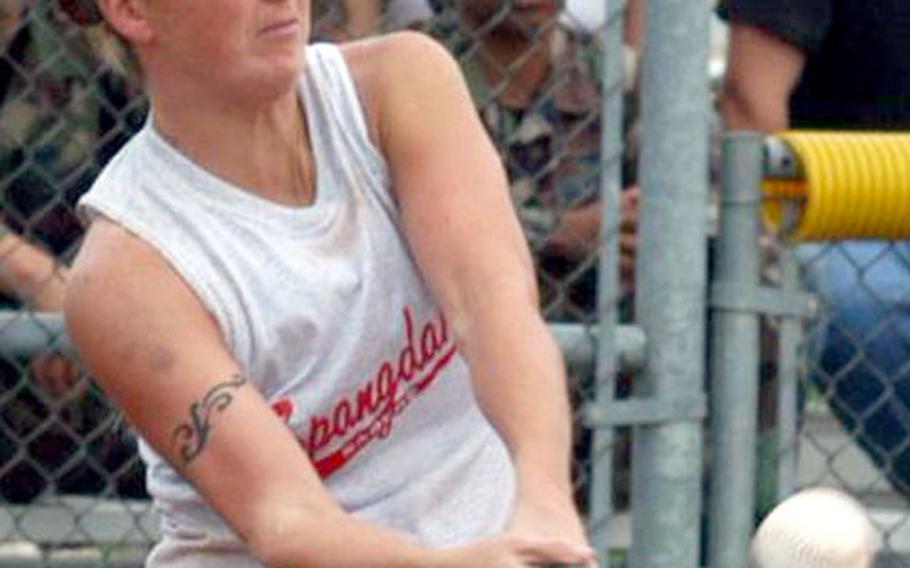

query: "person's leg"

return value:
[808, 240, 910, 494]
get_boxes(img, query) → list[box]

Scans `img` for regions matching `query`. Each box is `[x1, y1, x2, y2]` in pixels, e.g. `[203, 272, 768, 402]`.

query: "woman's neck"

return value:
[149, 82, 315, 207]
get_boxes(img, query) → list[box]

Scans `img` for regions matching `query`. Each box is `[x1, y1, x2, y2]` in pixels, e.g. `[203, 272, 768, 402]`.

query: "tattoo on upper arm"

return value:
[171, 374, 248, 466]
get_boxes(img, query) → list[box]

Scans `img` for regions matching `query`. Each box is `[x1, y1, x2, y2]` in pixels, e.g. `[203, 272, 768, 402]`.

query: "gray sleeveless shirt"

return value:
[79, 43, 514, 565]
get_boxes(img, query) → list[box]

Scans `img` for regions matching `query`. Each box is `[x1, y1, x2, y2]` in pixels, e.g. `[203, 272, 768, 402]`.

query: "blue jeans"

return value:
[801, 241, 910, 494]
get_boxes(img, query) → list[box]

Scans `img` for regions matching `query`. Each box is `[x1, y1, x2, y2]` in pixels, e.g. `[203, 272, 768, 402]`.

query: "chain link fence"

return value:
[784, 240, 910, 563]
[1, 0, 150, 563]
[2, 0, 905, 566]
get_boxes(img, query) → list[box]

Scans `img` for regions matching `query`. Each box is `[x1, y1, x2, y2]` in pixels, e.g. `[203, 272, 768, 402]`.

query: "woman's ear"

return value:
[96, 0, 153, 44]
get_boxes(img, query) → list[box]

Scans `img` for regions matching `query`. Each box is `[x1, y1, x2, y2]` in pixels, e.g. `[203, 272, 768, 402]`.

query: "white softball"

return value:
[750, 487, 879, 568]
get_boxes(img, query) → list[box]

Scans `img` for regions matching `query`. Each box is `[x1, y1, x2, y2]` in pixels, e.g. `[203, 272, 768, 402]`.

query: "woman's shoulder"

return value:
[340, 30, 461, 95]
[68, 217, 182, 310]
[341, 30, 453, 65]
[336, 31, 469, 144]
[66, 214, 219, 368]
[70, 219, 158, 287]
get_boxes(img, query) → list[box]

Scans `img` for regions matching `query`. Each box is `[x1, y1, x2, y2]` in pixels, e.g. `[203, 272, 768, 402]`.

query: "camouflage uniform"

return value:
[459, 29, 602, 250]
[0, 0, 146, 502]
[443, 23, 637, 320]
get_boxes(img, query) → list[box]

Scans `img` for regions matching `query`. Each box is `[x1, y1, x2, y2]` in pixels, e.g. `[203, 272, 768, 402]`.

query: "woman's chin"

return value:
[238, 57, 304, 101]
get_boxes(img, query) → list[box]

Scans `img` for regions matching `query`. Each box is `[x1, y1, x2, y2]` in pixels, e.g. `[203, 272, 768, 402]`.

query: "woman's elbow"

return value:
[246, 506, 335, 568]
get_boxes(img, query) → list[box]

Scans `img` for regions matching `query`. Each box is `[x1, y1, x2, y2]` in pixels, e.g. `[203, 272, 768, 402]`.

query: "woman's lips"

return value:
[260, 18, 300, 36]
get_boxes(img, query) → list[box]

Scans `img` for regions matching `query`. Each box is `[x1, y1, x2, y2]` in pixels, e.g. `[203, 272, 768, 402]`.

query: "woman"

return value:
[62, 0, 595, 565]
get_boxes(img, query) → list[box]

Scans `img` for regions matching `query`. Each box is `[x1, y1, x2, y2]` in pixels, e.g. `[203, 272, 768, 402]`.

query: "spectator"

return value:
[719, 0, 910, 496]
[0, 0, 145, 502]
[447, 0, 640, 320]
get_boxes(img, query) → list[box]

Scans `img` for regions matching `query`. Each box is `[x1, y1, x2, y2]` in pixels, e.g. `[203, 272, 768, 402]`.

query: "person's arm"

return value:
[624, 0, 646, 49]
[719, 23, 807, 131]
[368, 32, 593, 559]
[0, 229, 82, 398]
[0, 230, 68, 311]
[64, 219, 445, 568]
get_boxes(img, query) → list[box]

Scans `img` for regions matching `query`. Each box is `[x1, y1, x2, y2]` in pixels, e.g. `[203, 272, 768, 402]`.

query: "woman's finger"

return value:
[507, 535, 596, 565]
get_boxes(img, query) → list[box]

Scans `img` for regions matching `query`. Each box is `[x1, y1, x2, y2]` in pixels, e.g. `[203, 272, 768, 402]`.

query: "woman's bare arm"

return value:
[364, 32, 591, 558]
[65, 219, 439, 568]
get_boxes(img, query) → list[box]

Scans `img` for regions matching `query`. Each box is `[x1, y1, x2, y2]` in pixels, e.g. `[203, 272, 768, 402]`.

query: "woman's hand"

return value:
[436, 533, 596, 568]
[505, 478, 594, 568]
[436, 475, 595, 567]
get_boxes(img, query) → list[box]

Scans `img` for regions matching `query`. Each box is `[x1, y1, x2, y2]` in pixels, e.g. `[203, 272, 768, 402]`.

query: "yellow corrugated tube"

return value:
[763, 131, 910, 241]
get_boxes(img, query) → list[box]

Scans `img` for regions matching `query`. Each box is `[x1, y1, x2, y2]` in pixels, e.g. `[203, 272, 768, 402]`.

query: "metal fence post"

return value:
[587, 0, 627, 562]
[629, 0, 710, 565]
[707, 132, 764, 568]
[776, 248, 803, 500]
